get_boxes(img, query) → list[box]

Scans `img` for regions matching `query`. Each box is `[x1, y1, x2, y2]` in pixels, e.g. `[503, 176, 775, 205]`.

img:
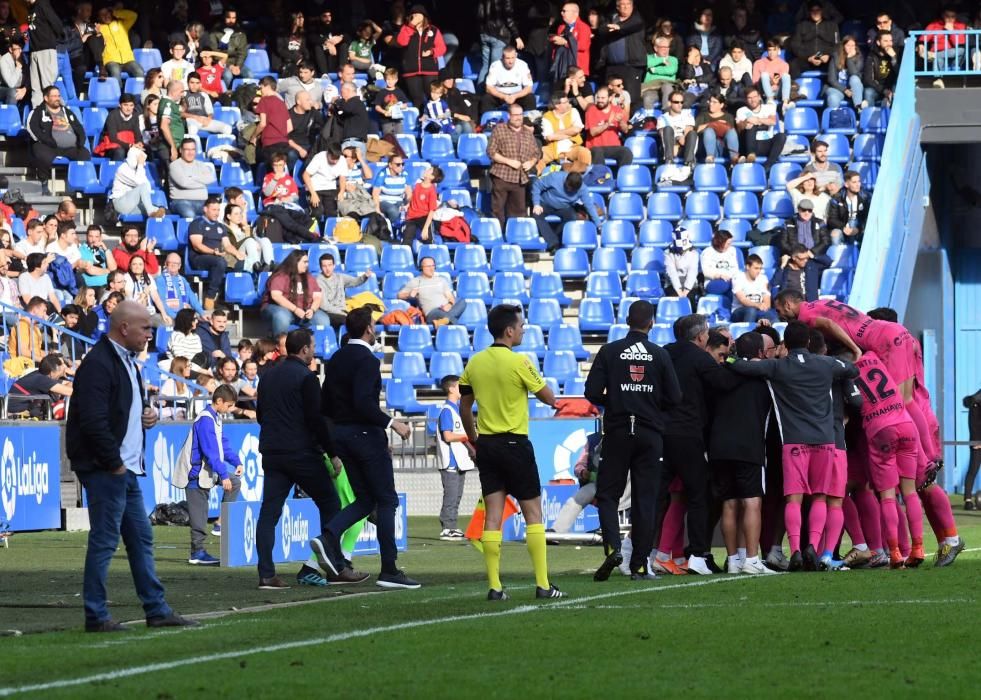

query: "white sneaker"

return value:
[439, 529, 457, 541]
[726, 559, 742, 574]
[741, 558, 779, 575]
[764, 550, 790, 571]
[687, 555, 713, 575]
[932, 78, 945, 89]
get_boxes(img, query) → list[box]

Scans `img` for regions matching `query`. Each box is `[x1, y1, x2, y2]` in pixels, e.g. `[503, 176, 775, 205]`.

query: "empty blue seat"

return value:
[380, 244, 415, 273]
[601, 220, 636, 249]
[457, 301, 489, 331]
[519, 351, 541, 373]
[631, 247, 666, 273]
[471, 326, 493, 354]
[392, 351, 432, 385]
[67, 161, 99, 195]
[430, 351, 465, 381]
[454, 244, 489, 274]
[456, 132, 490, 166]
[826, 244, 854, 269]
[0, 104, 22, 136]
[529, 272, 571, 305]
[81, 107, 108, 140]
[821, 106, 857, 135]
[405, 160, 431, 185]
[655, 297, 692, 324]
[778, 135, 813, 163]
[146, 217, 179, 251]
[543, 350, 579, 384]
[697, 294, 730, 319]
[549, 322, 589, 360]
[794, 77, 823, 107]
[437, 161, 468, 190]
[243, 48, 272, 76]
[385, 378, 425, 413]
[345, 245, 379, 274]
[728, 322, 756, 339]
[616, 164, 653, 193]
[471, 218, 503, 248]
[435, 325, 472, 359]
[783, 107, 819, 136]
[624, 135, 658, 165]
[455, 271, 492, 304]
[684, 191, 721, 220]
[489, 244, 528, 274]
[398, 325, 435, 358]
[817, 133, 851, 163]
[607, 324, 630, 343]
[681, 219, 714, 247]
[313, 326, 339, 359]
[382, 272, 414, 302]
[852, 134, 880, 162]
[762, 190, 795, 219]
[846, 161, 876, 188]
[608, 192, 645, 222]
[768, 162, 802, 190]
[212, 105, 240, 127]
[859, 106, 889, 134]
[625, 270, 664, 300]
[579, 298, 615, 331]
[649, 323, 675, 345]
[616, 297, 640, 324]
[647, 192, 684, 221]
[585, 271, 623, 300]
[723, 191, 761, 220]
[515, 324, 546, 358]
[820, 267, 849, 298]
[528, 298, 562, 328]
[395, 133, 419, 159]
[224, 273, 257, 306]
[564, 376, 586, 395]
[220, 162, 254, 189]
[592, 247, 628, 276]
[562, 221, 598, 249]
[134, 48, 162, 71]
[123, 76, 144, 95]
[88, 78, 121, 107]
[505, 217, 546, 251]
[584, 165, 615, 194]
[416, 243, 451, 272]
[155, 326, 173, 355]
[421, 133, 455, 162]
[639, 220, 674, 247]
[693, 163, 728, 193]
[730, 163, 767, 192]
[493, 271, 529, 303]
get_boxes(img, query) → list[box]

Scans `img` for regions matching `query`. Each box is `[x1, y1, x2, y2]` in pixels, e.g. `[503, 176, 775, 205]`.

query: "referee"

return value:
[459, 304, 564, 600]
[584, 300, 681, 580]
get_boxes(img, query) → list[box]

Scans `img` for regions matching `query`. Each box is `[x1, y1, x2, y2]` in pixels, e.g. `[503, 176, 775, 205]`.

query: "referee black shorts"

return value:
[474, 433, 541, 501]
[711, 459, 765, 501]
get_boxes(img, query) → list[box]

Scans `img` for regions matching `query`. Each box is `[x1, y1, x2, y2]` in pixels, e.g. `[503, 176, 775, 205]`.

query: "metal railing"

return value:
[390, 416, 436, 471]
[909, 29, 981, 77]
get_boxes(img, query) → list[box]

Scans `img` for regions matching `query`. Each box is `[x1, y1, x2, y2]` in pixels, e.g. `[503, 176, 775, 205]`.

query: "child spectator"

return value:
[401, 165, 443, 245]
[187, 384, 243, 565]
[435, 375, 474, 540]
[235, 338, 254, 364]
[197, 51, 227, 99]
[373, 67, 408, 135]
[421, 81, 454, 136]
[161, 41, 196, 90]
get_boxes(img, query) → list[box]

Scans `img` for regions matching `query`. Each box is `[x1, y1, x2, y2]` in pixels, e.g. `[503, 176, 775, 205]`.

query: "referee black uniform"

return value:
[585, 301, 681, 579]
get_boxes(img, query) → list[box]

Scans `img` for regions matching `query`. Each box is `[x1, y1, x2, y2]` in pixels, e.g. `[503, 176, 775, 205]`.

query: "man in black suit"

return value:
[67, 300, 197, 632]
[312, 307, 420, 589]
[255, 328, 367, 590]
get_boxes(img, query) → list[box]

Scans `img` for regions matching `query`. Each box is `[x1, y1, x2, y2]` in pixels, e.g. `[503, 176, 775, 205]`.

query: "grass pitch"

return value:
[1, 505, 980, 698]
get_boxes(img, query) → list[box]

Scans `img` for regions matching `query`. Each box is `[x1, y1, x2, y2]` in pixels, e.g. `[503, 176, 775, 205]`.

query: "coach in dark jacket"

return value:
[314, 307, 419, 588]
[67, 301, 193, 632]
[778, 199, 831, 257]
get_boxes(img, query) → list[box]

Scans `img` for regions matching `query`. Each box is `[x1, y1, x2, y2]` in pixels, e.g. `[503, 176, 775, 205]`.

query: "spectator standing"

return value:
[332, 81, 371, 150]
[158, 80, 187, 164]
[316, 252, 373, 330]
[735, 87, 787, 164]
[584, 86, 632, 168]
[64, 2, 105, 95]
[825, 36, 865, 110]
[187, 196, 234, 310]
[401, 165, 443, 245]
[480, 45, 537, 115]
[260, 249, 330, 335]
[396, 6, 446, 109]
[549, 2, 592, 78]
[252, 77, 292, 167]
[0, 40, 28, 106]
[111, 147, 167, 219]
[374, 68, 410, 135]
[477, 0, 523, 86]
[641, 36, 679, 111]
[687, 7, 724, 69]
[288, 91, 323, 164]
[435, 374, 475, 540]
[486, 105, 541, 227]
[732, 254, 778, 323]
[787, 1, 839, 78]
[95, 6, 143, 85]
[26, 86, 90, 172]
[398, 256, 467, 326]
[273, 12, 310, 79]
[597, 0, 646, 110]
[169, 140, 217, 219]
[25, 0, 62, 107]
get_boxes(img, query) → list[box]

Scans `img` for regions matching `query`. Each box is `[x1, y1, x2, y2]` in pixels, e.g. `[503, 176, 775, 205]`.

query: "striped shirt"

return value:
[372, 167, 408, 204]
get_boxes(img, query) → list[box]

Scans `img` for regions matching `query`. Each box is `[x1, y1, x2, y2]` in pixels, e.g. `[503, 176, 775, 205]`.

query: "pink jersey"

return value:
[798, 300, 889, 351]
[854, 351, 910, 434]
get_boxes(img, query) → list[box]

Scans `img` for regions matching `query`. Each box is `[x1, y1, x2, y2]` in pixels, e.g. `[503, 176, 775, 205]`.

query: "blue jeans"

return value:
[378, 200, 403, 226]
[170, 199, 205, 219]
[731, 306, 778, 324]
[221, 64, 253, 88]
[478, 35, 507, 86]
[106, 60, 145, 87]
[113, 181, 157, 216]
[761, 72, 791, 102]
[78, 470, 171, 625]
[825, 75, 864, 108]
[702, 128, 740, 161]
[425, 298, 467, 324]
[261, 304, 332, 335]
[326, 425, 401, 572]
[931, 47, 966, 72]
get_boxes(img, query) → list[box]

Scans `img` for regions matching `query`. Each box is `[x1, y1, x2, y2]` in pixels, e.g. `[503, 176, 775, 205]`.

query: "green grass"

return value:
[1, 505, 980, 698]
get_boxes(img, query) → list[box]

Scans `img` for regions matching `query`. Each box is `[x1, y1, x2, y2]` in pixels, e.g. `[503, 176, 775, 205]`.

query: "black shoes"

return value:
[376, 570, 421, 589]
[593, 550, 623, 582]
[803, 545, 819, 572]
[789, 550, 804, 572]
[85, 619, 129, 633]
[487, 588, 510, 601]
[535, 584, 564, 599]
[146, 613, 201, 628]
[310, 534, 345, 577]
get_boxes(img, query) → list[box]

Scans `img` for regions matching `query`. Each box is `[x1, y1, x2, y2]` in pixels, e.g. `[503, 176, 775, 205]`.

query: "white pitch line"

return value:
[0, 575, 762, 697]
[557, 598, 973, 611]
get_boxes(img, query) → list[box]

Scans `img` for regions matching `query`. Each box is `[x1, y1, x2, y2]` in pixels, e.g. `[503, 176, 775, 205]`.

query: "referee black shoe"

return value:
[487, 588, 510, 601]
[310, 534, 344, 577]
[377, 569, 422, 589]
[535, 584, 564, 599]
[593, 551, 623, 581]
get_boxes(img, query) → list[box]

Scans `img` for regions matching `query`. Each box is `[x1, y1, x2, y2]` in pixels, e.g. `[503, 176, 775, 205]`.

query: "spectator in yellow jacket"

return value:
[96, 7, 144, 85]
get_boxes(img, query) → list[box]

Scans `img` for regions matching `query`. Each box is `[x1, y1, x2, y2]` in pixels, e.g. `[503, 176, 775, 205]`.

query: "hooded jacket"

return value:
[111, 147, 150, 200]
[27, 104, 86, 149]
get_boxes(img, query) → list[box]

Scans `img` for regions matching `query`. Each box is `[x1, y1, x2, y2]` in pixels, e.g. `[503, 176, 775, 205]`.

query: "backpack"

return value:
[363, 211, 392, 241]
[333, 217, 362, 243]
[378, 307, 424, 326]
[439, 216, 471, 243]
[170, 429, 194, 489]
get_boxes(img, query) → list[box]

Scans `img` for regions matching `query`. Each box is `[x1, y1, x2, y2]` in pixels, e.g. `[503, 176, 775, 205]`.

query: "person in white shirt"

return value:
[734, 87, 787, 163]
[12, 219, 47, 260]
[301, 142, 349, 218]
[537, 92, 590, 174]
[160, 41, 196, 90]
[480, 45, 536, 114]
[731, 253, 777, 323]
[718, 42, 753, 86]
[700, 229, 740, 295]
[665, 224, 700, 299]
[18, 252, 62, 311]
[657, 90, 697, 165]
[786, 172, 830, 221]
[111, 147, 168, 218]
[45, 221, 85, 269]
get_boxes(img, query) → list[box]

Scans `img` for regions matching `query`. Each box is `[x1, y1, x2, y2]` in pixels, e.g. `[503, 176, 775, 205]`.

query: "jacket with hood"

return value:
[98, 9, 138, 65]
[111, 147, 150, 200]
[788, 18, 839, 61]
[26, 0, 63, 52]
[477, 0, 520, 44]
[396, 21, 446, 77]
[598, 7, 646, 68]
[208, 22, 248, 67]
[27, 104, 86, 149]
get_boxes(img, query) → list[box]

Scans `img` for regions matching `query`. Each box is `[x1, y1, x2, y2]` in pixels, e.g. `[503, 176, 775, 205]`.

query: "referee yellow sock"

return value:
[525, 523, 550, 589]
[481, 530, 503, 591]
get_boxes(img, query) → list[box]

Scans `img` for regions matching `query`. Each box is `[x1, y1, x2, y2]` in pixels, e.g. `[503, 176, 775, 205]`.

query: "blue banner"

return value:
[528, 418, 597, 482]
[502, 484, 599, 541]
[0, 425, 61, 532]
[220, 494, 408, 567]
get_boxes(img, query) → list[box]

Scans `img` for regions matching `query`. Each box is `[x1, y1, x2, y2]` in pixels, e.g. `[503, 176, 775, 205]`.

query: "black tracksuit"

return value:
[585, 330, 681, 571]
[963, 390, 981, 496]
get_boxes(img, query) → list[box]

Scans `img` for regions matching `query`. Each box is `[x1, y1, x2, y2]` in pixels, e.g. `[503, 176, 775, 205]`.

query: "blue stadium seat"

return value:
[768, 162, 802, 190]
[457, 301, 489, 331]
[552, 247, 589, 278]
[859, 106, 889, 134]
[584, 165, 615, 194]
[794, 77, 823, 108]
[456, 271, 491, 304]
[395, 133, 419, 159]
[730, 163, 767, 192]
[821, 106, 857, 135]
[454, 244, 489, 275]
[518, 351, 541, 373]
[489, 244, 528, 274]
[607, 324, 629, 343]
[436, 161, 468, 190]
[405, 160, 431, 185]
[430, 351, 465, 382]
[134, 48, 162, 72]
[585, 271, 623, 300]
[624, 135, 658, 165]
[224, 273, 258, 306]
[684, 192, 721, 221]
[639, 220, 674, 247]
[82, 107, 108, 140]
[562, 221, 598, 249]
[155, 326, 173, 355]
[382, 272, 413, 303]
[728, 322, 755, 339]
[681, 219, 713, 247]
[493, 271, 529, 304]
[88, 78, 121, 107]
[543, 351, 580, 384]
[212, 105, 240, 128]
[826, 244, 855, 269]
[601, 220, 636, 249]
[0, 104, 22, 136]
[646, 192, 684, 221]
[345, 244, 379, 274]
[67, 161, 99, 195]
[398, 325, 435, 358]
[783, 107, 819, 136]
[631, 247, 666, 273]
[649, 323, 675, 345]
[579, 298, 615, 331]
[385, 378, 425, 413]
[528, 298, 562, 328]
[655, 297, 692, 324]
[762, 190, 795, 219]
[480, 110, 507, 126]
[748, 245, 779, 272]
[417, 243, 452, 272]
[421, 134, 455, 162]
[402, 107, 420, 133]
[625, 270, 664, 301]
[778, 135, 813, 163]
[693, 163, 728, 192]
[515, 324, 546, 358]
[123, 76, 144, 95]
[608, 192, 645, 222]
[719, 219, 752, 247]
[471, 218, 503, 248]
[592, 247, 628, 276]
[616, 164, 653, 193]
[380, 244, 415, 273]
[529, 272, 571, 305]
[723, 191, 761, 220]
[272, 244, 301, 264]
[392, 351, 432, 386]
[564, 376, 586, 395]
[243, 49, 273, 77]
[220, 162, 254, 190]
[456, 133, 490, 166]
[146, 217, 179, 251]
[435, 325, 472, 359]
[343, 272, 379, 297]
[313, 326, 339, 359]
[846, 162, 877, 188]
[653, 165, 692, 194]
[697, 294, 730, 320]
[820, 267, 849, 299]
[852, 134, 880, 162]
[616, 297, 640, 324]
[817, 133, 851, 163]
[505, 217, 546, 251]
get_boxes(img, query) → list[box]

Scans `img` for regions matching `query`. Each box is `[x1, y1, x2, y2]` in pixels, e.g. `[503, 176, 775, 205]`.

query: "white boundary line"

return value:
[558, 597, 973, 611]
[0, 576, 760, 697]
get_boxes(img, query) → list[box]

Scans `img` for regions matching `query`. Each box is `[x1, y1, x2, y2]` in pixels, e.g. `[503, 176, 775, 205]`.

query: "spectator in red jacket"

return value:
[396, 5, 446, 109]
[549, 3, 592, 76]
[919, 7, 968, 76]
[112, 225, 160, 276]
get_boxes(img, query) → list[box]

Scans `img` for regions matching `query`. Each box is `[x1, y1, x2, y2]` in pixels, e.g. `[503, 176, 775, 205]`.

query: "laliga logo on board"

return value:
[280, 503, 310, 558]
[1, 439, 16, 520]
[0, 437, 51, 521]
[552, 429, 587, 481]
[153, 433, 185, 505]
[238, 434, 264, 502]
[243, 505, 256, 561]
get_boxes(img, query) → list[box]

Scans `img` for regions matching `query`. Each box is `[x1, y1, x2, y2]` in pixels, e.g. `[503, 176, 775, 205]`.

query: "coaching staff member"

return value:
[256, 328, 363, 589]
[585, 300, 681, 581]
[459, 304, 564, 600]
[68, 300, 197, 632]
[313, 307, 419, 589]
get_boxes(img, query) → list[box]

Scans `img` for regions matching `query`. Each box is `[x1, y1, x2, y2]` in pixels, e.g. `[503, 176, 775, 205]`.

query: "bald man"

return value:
[67, 301, 198, 632]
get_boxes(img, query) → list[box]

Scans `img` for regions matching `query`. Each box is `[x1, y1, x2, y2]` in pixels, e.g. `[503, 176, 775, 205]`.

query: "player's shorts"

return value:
[711, 459, 765, 500]
[867, 422, 919, 491]
[875, 325, 916, 385]
[781, 443, 835, 496]
[474, 433, 541, 501]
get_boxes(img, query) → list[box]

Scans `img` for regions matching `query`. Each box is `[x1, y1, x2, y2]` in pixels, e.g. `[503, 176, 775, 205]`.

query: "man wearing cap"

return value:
[778, 198, 831, 265]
